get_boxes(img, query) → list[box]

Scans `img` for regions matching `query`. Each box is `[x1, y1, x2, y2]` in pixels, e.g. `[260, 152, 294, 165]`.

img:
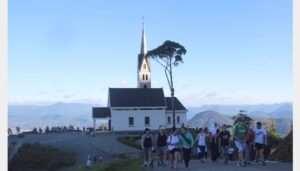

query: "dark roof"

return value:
[137, 54, 151, 71]
[165, 97, 187, 111]
[109, 88, 166, 108]
[93, 107, 111, 118]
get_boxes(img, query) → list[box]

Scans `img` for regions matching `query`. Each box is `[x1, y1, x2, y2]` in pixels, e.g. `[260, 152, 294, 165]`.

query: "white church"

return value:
[92, 25, 187, 132]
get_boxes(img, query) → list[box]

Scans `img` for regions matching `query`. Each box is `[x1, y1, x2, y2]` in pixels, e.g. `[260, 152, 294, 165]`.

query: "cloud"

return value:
[62, 94, 74, 99]
[57, 88, 66, 93]
[37, 91, 46, 95]
[178, 90, 277, 107]
[119, 80, 130, 87]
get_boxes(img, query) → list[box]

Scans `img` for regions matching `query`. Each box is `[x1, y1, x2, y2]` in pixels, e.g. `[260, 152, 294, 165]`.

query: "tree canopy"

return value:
[146, 40, 186, 66]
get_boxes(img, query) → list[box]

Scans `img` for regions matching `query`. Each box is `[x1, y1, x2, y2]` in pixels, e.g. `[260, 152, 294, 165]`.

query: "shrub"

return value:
[116, 136, 142, 150]
[8, 143, 76, 171]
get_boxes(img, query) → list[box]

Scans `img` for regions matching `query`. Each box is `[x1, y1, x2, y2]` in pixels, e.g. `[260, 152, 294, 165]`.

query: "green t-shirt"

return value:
[233, 124, 248, 141]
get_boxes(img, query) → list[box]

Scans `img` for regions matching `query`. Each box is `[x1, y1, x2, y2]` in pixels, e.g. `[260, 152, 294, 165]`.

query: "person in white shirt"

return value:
[167, 127, 180, 169]
[195, 128, 207, 163]
[253, 121, 267, 166]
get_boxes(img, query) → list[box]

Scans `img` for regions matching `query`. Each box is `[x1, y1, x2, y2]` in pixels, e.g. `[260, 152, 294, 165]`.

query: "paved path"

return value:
[152, 160, 292, 171]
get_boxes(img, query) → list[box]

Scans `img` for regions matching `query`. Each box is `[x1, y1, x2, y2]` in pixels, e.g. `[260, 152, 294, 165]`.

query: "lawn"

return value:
[8, 143, 76, 171]
[78, 158, 145, 171]
[116, 135, 142, 150]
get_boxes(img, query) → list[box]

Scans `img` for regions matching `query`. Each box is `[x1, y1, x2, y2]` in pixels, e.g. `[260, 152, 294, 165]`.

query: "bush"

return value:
[117, 136, 142, 150]
[78, 158, 144, 171]
[8, 143, 76, 171]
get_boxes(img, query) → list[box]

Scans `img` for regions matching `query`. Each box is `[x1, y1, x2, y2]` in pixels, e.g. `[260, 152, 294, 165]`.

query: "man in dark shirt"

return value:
[218, 124, 231, 164]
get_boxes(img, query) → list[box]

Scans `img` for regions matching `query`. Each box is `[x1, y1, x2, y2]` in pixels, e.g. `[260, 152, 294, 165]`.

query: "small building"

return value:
[92, 24, 187, 132]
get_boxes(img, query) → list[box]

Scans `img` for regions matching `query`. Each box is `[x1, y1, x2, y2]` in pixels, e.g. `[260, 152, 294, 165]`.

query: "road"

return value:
[152, 160, 292, 171]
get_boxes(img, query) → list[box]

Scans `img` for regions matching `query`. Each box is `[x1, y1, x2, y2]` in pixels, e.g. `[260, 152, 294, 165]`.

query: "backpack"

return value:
[157, 132, 167, 147]
[246, 128, 254, 143]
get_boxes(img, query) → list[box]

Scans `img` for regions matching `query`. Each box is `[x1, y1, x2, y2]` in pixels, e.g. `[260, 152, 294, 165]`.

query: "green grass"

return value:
[9, 143, 76, 171]
[116, 135, 142, 150]
[78, 158, 145, 171]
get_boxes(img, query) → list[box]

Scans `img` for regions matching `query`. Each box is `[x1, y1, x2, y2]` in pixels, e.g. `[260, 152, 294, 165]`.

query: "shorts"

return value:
[255, 143, 264, 150]
[220, 146, 230, 155]
[170, 148, 180, 154]
[157, 146, 168, 154]
[143, 147, 152, 154]
[198, 145, 206, 158]
[235, 141, 246, 152]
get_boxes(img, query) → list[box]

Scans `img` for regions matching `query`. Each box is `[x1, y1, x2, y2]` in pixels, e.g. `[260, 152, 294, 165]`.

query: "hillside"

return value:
[187, 110, 234, 128]
[187, 102, 292, 119]
[188, 110, 292, 137]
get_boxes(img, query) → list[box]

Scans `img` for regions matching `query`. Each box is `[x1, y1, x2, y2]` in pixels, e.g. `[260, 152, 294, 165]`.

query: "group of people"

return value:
[140, 118, 268, 170]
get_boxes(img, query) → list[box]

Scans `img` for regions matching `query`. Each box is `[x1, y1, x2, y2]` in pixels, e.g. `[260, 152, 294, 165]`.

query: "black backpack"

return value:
[157, 132, 167, 147]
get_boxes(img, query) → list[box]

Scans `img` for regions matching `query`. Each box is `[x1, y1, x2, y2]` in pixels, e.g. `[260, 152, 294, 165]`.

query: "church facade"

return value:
[92, 25, 187, 132]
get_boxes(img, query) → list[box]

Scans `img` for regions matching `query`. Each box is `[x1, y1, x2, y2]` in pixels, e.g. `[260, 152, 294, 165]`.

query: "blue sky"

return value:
[8, 0, 292, 106]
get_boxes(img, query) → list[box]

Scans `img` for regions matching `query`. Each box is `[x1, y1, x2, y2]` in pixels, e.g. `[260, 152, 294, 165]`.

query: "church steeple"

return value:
[140, 22, 147, 54]
[137, 21, 151, 88]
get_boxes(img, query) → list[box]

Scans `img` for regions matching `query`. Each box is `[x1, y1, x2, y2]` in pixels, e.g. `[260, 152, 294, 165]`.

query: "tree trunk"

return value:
[171, 88, 175, 128]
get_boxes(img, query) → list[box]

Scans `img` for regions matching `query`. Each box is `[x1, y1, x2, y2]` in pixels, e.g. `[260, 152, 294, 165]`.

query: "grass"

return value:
[78, 158, 144, 171]
[116, 135, 142, 150]
[8, 143, 76, 171]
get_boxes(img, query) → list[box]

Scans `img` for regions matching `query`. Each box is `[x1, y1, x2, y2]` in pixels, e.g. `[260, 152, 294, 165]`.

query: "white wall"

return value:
[111, 109, 165, 131]
[165, 111, 187, 128]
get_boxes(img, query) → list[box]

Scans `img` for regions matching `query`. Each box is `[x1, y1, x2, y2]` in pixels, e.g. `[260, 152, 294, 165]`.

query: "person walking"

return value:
[141, 128, 154, 168]
[245, 122, 255, 166]
[253, 121, 268, 166]
[195, 128, 207, 164]
[218, 124, 231, 165]
[167, 127, 180, 169]
[156, 126, 168, 167]
[232, 117, 248, 167]
[179, 127, 194, 170]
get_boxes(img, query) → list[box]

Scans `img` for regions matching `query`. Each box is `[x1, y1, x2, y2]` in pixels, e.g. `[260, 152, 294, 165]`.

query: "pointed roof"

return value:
[140, 23, 147, 54]
[138, 22, 150, 71]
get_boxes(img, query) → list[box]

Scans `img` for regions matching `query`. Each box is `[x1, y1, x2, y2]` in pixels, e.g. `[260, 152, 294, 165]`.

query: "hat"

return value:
[159, 126, 166, 130]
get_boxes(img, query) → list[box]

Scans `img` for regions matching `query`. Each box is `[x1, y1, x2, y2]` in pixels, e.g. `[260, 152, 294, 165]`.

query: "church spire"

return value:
[137, 19, 151, 89]
[140, 19, 147, 54]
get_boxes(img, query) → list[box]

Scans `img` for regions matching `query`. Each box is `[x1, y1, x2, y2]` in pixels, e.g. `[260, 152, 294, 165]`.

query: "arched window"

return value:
[143, 64, 146, 69]
[146, 74, 148, 80]
[142, 74, 145, 80]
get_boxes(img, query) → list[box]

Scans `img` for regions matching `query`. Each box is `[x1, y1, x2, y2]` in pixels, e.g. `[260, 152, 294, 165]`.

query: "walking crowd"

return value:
[140, 117, 268, 170]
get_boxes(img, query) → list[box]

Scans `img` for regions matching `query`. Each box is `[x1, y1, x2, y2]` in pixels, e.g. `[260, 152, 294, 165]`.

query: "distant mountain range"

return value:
[8, 102, 99, 131]
[187, 110, 292, 137]
[187, 102, 292, 119]
[8, 102, 292, 136]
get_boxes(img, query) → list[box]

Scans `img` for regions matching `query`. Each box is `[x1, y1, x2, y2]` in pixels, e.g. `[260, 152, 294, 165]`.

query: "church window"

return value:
[146, 74, 148, 80]
[143, 64, 146, 69]
[142, 74, 145, 80]
[145, 116, 150, 125]
[168, 116, 171, 124]
[177, 116, 180, 123]
[129, 117, 134, 126]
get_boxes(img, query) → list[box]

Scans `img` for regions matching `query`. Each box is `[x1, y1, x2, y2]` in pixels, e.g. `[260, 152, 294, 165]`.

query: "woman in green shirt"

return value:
[179, 127, 194, 170]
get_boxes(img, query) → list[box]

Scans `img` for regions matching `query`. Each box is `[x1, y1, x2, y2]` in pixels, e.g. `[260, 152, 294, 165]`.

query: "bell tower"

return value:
[137, 23, 151, 88]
